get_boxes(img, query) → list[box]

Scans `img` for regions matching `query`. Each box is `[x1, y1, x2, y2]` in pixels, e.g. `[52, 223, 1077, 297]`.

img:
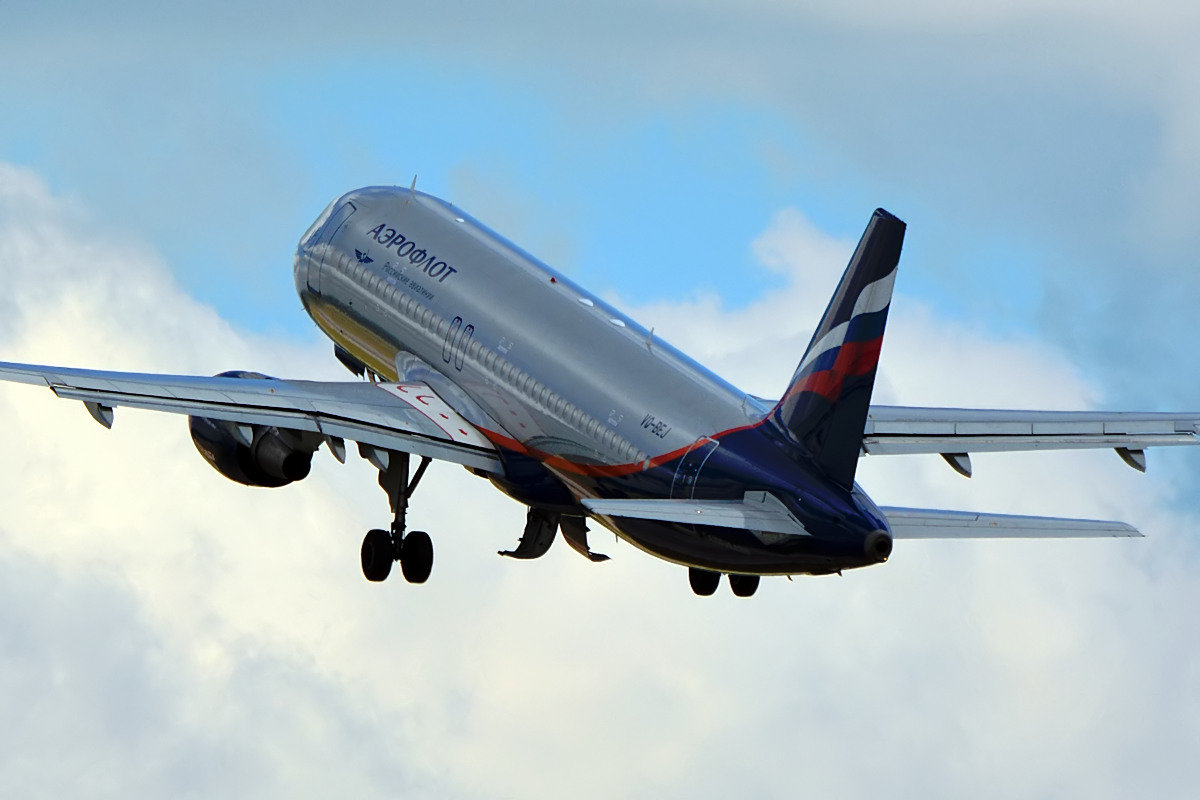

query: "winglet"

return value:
[770, 209, 906, 489]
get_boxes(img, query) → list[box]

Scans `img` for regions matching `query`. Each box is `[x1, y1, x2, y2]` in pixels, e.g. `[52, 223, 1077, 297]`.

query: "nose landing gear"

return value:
[359, 448, 435, 584]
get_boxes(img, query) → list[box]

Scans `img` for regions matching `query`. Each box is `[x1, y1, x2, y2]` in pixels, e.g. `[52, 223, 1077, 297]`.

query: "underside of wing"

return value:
[882, 507, 1142, 538]
[0, 361, 502, 473]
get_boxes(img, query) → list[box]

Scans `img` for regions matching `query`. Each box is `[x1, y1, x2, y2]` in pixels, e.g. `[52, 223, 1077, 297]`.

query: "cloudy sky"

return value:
[2, 2, 1200, 797]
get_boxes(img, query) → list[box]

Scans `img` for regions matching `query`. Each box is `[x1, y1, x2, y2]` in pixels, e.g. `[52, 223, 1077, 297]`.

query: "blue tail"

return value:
[770, 209, 905, 489]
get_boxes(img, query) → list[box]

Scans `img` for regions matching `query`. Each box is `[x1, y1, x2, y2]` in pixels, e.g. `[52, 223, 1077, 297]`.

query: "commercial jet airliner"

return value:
[2, 186, 1193, 596]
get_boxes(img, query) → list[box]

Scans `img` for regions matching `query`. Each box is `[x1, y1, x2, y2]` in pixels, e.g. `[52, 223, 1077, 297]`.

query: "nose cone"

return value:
[293, 245, 313, 299]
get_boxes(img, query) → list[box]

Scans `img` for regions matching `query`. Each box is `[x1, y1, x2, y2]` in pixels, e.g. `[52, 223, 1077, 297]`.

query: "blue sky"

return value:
[5, 2, 1190, 413]
[2, 5, 1096, 337]
[4, 4, 1200, 797]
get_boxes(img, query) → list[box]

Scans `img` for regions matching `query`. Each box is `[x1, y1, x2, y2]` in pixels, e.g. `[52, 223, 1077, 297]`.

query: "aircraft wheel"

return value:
[400, 530, 434, 584]
[361, 528, 394, 582]
[729, 573, 760, 598]
[688, 567, 721, 596]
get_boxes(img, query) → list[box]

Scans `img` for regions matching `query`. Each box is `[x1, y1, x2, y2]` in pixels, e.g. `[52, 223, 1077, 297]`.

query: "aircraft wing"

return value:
[882, 507, 1142, 538]
[0, 361, 503, 473]
[863, 406, 1200, 472]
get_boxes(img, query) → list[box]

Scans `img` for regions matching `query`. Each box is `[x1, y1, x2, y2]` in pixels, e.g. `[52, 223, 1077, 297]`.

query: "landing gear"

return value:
[689, 567, 721, 596]
[688, 568, 761, 597]
[728, 573, 760, 597]
[399, 530, 433, 584]
[359, 450, 434, 584]
[361, 528, 394, 582]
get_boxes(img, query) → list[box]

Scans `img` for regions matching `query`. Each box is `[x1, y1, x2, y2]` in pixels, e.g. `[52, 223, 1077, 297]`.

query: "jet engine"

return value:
[187, 370, 317, 487]
[189, 416, 315, 488]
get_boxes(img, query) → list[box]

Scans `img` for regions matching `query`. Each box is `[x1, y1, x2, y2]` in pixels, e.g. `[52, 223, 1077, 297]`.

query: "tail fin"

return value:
[770, 208, 905, 489]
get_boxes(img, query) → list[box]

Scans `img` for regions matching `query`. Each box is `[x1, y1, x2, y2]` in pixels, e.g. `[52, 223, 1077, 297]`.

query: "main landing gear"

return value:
[360, 450, 435, 584]
[688, 567, 761, 597]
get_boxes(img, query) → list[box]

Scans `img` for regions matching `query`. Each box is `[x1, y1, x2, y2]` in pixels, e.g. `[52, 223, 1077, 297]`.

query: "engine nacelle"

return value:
[188, 370, 316, 487]
[189, 416, 315, 487]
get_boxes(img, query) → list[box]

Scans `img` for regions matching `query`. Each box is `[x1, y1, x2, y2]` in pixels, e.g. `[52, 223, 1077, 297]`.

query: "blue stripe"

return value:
[800, 347, 840, 377]
[845, 306, 889, 344]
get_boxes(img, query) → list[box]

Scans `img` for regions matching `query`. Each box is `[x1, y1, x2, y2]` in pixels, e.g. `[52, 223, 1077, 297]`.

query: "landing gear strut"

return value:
[360, 450, 434, 584]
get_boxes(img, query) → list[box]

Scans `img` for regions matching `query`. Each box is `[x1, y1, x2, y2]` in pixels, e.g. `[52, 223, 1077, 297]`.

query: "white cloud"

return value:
[2, 168, 1200, 797]
[623, 207, 1200, 796]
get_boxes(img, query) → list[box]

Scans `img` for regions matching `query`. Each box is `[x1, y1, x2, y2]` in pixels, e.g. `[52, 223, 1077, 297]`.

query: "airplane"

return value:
[2, 185, 1195, 597]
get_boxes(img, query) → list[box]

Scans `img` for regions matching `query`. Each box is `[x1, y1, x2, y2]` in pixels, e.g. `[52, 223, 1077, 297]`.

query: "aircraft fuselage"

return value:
[294, 187, 889, 575]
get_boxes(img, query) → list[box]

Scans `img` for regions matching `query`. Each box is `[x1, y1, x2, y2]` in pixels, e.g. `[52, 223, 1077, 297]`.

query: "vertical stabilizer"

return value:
[770, 209, 905, 489]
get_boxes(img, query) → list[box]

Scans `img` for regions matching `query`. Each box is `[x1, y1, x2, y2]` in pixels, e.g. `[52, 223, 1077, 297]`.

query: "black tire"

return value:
[688, 567, 721, 596]
[361, 528, 394, 582]
[729, 573, 760, 598]
[400, 530, 434, 584]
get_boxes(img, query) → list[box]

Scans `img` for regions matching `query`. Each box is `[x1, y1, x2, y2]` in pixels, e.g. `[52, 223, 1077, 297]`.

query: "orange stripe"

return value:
[477, 419, 763, 478]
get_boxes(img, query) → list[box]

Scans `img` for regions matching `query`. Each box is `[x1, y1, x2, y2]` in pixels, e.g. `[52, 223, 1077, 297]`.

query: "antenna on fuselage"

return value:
[406, 174, 417, 204]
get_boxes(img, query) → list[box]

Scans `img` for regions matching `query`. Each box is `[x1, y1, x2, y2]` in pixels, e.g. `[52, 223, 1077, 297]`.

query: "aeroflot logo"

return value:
[365, 224, 460, 283]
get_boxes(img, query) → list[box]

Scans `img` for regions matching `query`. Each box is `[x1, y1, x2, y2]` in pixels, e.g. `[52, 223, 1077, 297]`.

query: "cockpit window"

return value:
[300, 199, 340, 248]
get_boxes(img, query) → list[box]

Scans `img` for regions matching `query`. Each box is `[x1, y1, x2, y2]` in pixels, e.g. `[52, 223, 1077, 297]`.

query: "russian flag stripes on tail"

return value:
[770, 209, 906, 489]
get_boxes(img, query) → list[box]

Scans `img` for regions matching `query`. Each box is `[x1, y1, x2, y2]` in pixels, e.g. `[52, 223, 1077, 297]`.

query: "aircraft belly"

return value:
[595, 514, 870, 575]
[546, 450, 877, 575]
[306, 297, 402, 381]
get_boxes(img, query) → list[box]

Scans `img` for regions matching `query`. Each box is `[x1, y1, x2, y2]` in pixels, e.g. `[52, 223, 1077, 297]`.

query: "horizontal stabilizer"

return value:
[883, 507, 1142, 539]
[582, 492, 808, 536]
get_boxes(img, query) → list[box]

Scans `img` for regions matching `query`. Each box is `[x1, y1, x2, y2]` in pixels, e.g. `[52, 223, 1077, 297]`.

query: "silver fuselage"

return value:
[294, 187, 882, 574]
